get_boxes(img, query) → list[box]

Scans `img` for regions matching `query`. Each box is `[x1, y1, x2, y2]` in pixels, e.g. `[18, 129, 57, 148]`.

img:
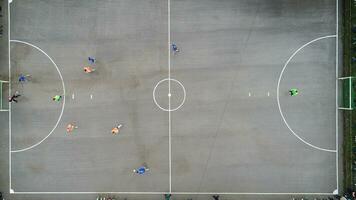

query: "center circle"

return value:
[153, 78, 186, 112]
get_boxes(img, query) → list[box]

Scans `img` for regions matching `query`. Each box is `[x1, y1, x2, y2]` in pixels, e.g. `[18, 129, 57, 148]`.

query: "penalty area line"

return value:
[277, 35, 337, 153]
[9, 40, 66, 153]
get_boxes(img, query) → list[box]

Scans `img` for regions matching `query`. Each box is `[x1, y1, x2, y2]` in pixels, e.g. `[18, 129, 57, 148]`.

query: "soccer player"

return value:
[88, 56, 96, 65]
[164, 194, 171, 200]
[289, 88, 298, 96]
[52, 95, 62, 102]
[133, 164, 149, 175]
[9, 92, 21, 103]
[171, 43, 179, 53]
[66, 123, 78, 133]
[111, 124, 123, 135]
[83, 66, 95, 73]
[18, 74, 30, 83]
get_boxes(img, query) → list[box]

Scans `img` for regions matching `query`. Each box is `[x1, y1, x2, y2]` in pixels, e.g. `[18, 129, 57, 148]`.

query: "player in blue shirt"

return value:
[88, 56, 96, 65]
[171, 43, 179, 53]
[18, 74, 31, 83]
[133, 165, 149, 175]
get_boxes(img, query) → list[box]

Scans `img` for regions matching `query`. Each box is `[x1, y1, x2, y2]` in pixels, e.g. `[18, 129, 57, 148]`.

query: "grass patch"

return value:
[343, 0, 355, 191]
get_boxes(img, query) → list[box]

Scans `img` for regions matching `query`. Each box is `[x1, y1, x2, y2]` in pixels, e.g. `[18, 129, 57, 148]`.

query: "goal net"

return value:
[0, 80, 9, 111]
[339, 76, 355, 110]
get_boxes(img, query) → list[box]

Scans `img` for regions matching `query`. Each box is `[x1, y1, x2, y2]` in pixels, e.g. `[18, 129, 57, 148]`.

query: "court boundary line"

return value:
[8, 0, 12, 192]
[336, 0, 339, 193]
[276, 34, 337, 153]
[9, 40, 66, 153]
[8, 0, 338, 195]
[12, 192, 335, 195]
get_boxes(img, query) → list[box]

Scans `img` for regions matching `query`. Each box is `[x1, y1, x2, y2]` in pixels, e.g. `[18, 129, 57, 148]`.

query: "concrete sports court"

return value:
[0, 0, 340, 199]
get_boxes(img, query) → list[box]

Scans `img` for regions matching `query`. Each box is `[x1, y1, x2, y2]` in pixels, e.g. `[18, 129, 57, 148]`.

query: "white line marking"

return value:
[248, 92, 251, 97]
[90, 94, 93, 99]
[10, 40, 66, 153]
[153, 78, 186, 112]
[336, 0, 339, 192]
[1, 82, 2, 110]
[72, 93, 75, 99]
[277, 35, 337, 153]
[12, 192, 334, 195]
[172, 192, 334, 195]
[338, 107, 353, 110]
[8, 2, 339, 194]
[338, 76, 353, 80]
[350, 77, 352, 109]
[169, 91, 172, 193]
[8, 0, 12, 191]
[267, 92, 270, 96]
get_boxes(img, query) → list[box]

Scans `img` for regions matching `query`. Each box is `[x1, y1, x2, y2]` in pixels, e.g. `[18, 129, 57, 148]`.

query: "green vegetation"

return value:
[343, 0, 354, 191]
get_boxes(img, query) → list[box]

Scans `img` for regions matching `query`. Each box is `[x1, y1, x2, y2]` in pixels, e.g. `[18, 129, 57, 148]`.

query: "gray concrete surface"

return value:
[0, 0, 340, 199]
[170, 0, 337, 193]
[10, 0, 169, 193]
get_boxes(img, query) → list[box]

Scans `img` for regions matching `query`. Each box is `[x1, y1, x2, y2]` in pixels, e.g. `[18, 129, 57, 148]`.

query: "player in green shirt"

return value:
[289, 88, 298, 96]
[164, 194, 171, 200]
[52, 95, 62, 102]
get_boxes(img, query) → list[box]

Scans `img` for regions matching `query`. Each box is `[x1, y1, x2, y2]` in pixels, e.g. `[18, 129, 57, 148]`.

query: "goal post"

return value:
[0, 80, 9, 112]
[339, 76, 355, 110]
